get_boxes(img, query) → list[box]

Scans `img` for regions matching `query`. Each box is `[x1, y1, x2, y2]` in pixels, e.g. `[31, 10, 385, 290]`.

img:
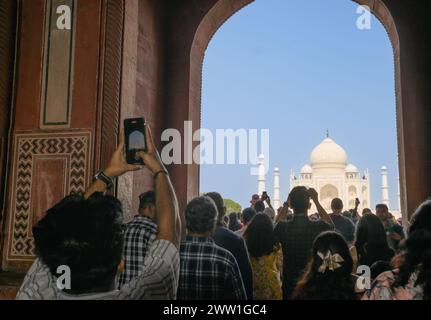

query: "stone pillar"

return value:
[397, 176, 401, 211]
[258, 154, 265, 194]
[381, 166, 390, 208]
[273, 167, 280, 209]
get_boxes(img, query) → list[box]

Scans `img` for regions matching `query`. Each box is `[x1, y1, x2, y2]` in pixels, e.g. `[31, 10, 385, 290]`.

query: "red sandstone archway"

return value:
[183, 0, 411, 220]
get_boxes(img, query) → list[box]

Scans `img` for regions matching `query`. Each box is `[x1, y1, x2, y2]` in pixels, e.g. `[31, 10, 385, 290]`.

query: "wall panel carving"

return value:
[3, 131, 91, 269]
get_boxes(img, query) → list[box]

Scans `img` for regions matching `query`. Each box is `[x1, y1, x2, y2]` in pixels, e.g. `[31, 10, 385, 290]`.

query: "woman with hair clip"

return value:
[363, 199, 431, 300]
[292, 231, 361, 300]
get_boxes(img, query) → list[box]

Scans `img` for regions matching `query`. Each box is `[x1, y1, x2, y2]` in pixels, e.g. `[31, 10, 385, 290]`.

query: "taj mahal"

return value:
[257, 136, 401, 218]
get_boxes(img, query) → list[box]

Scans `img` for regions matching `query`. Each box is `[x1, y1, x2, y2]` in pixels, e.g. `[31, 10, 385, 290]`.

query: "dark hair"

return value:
[370, 260, 392, 280]
[254, 201, 265, 213]
[394, 200, 431, 299]
[242, 207, 257, 225]
[292, 231, 356, 300]
[139, 191, 155, 210]
[354, 213, 394, 267]
[205, 192, 224, 223]
[243, 214, 277, 258]
[185, 196, 217, 234]
[288, 186, 310, 213]
[228, 212, 241, 232]
[33, 193, 124, 294]
[376, 203, 389, 211]
[331, 198, 343, 211]
[409, 200, 431, 234]
[223, 215, 229, 226]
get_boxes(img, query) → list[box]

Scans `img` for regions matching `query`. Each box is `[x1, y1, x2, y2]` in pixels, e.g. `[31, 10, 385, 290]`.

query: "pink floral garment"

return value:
[362, 269, 424, 300]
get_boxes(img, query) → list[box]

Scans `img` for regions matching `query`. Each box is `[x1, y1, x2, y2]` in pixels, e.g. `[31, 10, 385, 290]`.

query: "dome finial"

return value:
[326, 129, 329, 138]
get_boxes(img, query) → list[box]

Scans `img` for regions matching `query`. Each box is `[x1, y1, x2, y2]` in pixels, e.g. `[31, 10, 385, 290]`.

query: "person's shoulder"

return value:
[125, 216, 154, 226]
[275, 220, 289, 229]
[313, 219, 332, 229]
[213, 242, 239, 265]
[215, 226, 242, 241]
[340, 215, 355, 226]
[149, 239, 178, 257]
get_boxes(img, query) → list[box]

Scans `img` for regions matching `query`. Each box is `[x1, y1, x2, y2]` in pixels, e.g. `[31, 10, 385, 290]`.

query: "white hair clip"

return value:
[317, 250, 344, 273]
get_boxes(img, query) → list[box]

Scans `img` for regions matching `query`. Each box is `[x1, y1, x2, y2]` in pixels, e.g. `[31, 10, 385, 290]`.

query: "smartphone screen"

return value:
[124, 118, 147, 165]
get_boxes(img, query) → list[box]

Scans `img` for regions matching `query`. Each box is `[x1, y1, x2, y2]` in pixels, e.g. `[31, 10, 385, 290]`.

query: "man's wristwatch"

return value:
[93, 171, 114, 189]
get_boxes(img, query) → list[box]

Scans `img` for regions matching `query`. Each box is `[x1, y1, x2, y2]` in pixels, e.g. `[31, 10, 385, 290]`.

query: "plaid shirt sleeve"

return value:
[118, 239, 180, 300]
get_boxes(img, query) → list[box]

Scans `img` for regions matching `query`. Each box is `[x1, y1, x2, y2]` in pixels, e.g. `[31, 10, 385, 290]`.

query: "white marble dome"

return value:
[310, 138, 348, 167]
[301, 164, 313, 174]
[346, 164, 358, 173]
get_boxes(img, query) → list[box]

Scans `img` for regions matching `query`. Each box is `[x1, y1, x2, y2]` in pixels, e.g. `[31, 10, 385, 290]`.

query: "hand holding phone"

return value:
[103, 130, 145, 179]
[124, 118, 147, 165]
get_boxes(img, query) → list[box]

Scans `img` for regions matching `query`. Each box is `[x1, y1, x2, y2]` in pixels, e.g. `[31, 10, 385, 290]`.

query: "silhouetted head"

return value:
[376, 203, 389, 222]
[241, 207, 257, 225]
[288, 186, 311, 214]
[331, 198, 343, 214]
[310, 231, 353, 275]
[185, 196, 218, 236]
[354, 213, 393, 266]
[409, 199, 431, 235]
[362, 208, 372, 215]
[228, 212, 241, 232]
[250, 194, 260, 206]
[292, 231, 355, 300]
[205, 192, 225, 224]
[395, 199, 431, 299]
[254, 201, 265, 213]
[33, 193, 124, 295]
[138, 191, 156, 219]
[355, 213, 388, 248]
[243, 213, 276, 258]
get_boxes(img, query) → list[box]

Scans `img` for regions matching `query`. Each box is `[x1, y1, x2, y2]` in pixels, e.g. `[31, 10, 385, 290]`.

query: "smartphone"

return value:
[262, 191, 268, 200]
[124, 117, 147, 165]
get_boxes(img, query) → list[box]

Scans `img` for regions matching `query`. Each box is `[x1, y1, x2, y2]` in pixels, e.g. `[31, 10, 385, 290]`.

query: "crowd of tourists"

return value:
[16, 127, 431, 300]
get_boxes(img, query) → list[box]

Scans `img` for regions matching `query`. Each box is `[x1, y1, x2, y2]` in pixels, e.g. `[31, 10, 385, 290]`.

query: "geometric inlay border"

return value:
[5, 131, 92, 262]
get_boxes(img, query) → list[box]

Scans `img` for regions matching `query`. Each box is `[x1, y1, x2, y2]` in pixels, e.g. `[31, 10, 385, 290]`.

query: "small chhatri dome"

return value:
[346, 164, 358, 173]
[301, 164, 312, 174]
[310, 138, 348, 167]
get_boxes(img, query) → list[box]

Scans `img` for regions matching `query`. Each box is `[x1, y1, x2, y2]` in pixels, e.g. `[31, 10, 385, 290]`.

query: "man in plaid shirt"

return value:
[178, 196, 247, 300]
[118, 191, 158, 288]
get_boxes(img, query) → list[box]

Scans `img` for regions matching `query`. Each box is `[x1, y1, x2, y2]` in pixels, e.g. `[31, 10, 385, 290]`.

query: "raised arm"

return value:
[137, 126, 181, 248]
[84, 132, 143, 199]
[275, 201, 289, 224]
[308, 188, 334, 227]
[352, 198, 361, 218]
[265, 195, 274, 210]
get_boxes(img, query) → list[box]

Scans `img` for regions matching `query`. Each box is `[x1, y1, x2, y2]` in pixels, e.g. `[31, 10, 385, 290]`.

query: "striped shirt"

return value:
[118, 216, 158, 288]
[16, 240, 179, 300]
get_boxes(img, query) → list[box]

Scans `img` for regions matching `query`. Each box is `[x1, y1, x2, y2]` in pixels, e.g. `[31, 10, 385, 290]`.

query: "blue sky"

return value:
[200, 0, 399, 210]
